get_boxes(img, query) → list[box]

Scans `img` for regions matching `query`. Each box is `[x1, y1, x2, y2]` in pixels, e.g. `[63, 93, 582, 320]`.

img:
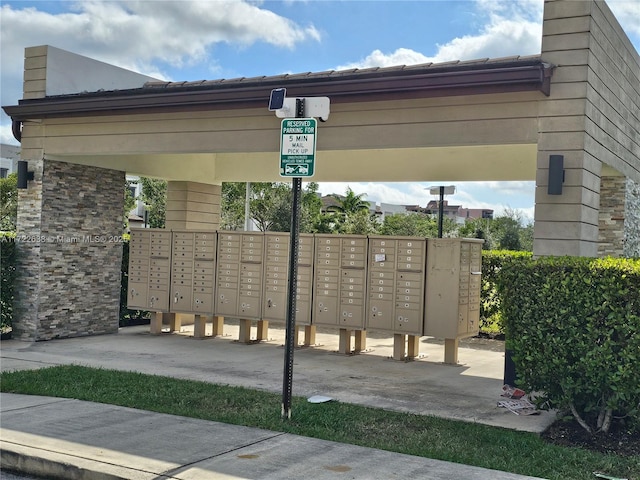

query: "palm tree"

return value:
[327, 187, 370, 216]
[325, 187, 377, 234]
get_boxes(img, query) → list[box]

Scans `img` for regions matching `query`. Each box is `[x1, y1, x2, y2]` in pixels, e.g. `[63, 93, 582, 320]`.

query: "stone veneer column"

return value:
[165, 181, 221, 230]
[624, 178, 640, 258]
[598, 176, 626, 257]
[14, 156, 124, 341]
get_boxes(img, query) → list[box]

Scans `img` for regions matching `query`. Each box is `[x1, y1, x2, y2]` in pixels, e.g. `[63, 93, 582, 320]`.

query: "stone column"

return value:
[14, 155, 124, 341]
[624, 179, 640, 258]
[598, 176, 626, 257]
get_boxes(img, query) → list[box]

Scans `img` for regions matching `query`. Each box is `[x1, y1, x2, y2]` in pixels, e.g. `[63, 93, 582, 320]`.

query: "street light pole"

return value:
[438, 186, 445, 238]
[427, 185, 455, 238]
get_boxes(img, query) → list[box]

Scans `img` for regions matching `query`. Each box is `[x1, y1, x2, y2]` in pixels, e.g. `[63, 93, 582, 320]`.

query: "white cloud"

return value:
[336, 0, 542, 70]
[0, 124, 19, 146]
[609, 0, 640, 37]
[336, 48, 432, 70]
[0, 1, 320, 121]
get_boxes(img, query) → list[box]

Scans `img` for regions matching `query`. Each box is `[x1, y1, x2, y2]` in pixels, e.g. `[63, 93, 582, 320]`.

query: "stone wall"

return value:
[625, 178, 640, 257]
[598, 176, 640, 258]
[14, 159, 124, 341]
[598, 176, 626, 257]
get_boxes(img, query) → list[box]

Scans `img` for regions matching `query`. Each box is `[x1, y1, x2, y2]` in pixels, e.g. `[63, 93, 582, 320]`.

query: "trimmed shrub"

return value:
[480, 250, 532, 333]
[497, 256, 640, 434]
[1, 233, 16, 331]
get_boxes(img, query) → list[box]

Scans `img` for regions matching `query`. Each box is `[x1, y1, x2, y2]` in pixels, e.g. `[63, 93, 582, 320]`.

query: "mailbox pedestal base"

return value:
[444, 338, 459, 364]
[393, 334, 421, 360]
[338, 329, 367, 354]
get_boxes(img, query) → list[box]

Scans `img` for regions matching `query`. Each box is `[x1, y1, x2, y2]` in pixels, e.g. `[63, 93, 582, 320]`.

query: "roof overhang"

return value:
[3, 57, 553, 122]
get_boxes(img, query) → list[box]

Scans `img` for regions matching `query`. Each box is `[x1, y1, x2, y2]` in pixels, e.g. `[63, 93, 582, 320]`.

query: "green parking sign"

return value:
[280, 118, 316, 177]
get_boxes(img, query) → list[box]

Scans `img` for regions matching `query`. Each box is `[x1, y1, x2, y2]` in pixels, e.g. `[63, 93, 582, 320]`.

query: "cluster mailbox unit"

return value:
[313, 234, 368, 353]
[424, 238, 484, 364]
[128, 229, 172, 313]
[127, 230, 482, 363]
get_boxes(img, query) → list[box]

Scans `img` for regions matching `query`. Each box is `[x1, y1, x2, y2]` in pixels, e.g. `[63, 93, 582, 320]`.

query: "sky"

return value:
[1, 0, 639, 222]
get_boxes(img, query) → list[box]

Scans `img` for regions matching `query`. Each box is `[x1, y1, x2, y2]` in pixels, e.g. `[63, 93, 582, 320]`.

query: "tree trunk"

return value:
[568, 402, 593, 435]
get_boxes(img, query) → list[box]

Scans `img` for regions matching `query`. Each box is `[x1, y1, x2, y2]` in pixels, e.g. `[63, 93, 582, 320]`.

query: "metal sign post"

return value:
[270, 89, 327, 420]
[281, 98, 305, 419]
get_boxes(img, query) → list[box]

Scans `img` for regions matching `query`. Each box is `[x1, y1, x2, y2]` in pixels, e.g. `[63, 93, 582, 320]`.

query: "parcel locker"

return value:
[424, 238, 483, 339]
[127, 229, 171, 312]
[313, 235, 367, 328]
[366, 236, 426, 336]
[262, 233, 314, 325]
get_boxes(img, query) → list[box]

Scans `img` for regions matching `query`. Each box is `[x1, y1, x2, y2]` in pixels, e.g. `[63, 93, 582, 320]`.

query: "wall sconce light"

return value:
[548, 154, 564, 195]
[17, 160, 34, 189]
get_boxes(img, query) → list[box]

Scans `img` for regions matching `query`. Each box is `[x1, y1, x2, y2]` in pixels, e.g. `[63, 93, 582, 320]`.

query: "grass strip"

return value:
[1, 365, 637, 480]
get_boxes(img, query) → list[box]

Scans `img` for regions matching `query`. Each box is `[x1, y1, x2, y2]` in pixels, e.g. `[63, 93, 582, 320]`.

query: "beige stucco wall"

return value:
[42, 92, 542, 184]
[534, 0, 640, 257]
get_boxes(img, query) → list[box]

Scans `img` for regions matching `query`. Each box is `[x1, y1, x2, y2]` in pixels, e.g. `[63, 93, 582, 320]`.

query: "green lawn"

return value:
[1, 365, 637, 480]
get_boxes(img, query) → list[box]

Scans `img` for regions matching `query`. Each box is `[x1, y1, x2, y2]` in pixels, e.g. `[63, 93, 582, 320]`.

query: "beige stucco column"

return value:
[163, 181, 222, 331]
[534, 0, 640, 257]
[165, 181, 221, 231]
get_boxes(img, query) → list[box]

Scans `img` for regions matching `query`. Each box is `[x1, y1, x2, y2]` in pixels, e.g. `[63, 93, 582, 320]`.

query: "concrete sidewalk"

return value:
[1, 323, 552, 479]
[1, 393, 545, 480]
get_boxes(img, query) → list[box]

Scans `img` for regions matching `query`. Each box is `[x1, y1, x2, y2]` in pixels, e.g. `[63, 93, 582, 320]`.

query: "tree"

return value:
[457, 217, 491, 248]
[0, 173, 17, 231]
[221, 182, 324, 233]
[493, 208, 528, 251]
[327, 187, 371, 217]
[380, 213, 439, 237]
[221, 182, 247, 230]
[123, 180, 137, 230]
[325, 187, 378, 234]
[250, 182, 291, 231]
[139, 177, 167, 228]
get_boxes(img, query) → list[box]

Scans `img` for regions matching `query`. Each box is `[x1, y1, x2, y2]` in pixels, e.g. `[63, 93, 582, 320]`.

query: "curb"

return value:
[1, 444, 162, 480]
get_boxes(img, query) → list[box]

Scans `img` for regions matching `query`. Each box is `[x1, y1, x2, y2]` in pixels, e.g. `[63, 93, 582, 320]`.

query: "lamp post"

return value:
[427, 185, 456, 238]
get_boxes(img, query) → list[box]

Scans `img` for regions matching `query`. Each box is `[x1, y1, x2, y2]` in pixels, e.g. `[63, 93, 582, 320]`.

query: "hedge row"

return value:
[1, 234, 16, 330]
[497, 256, 640, 434]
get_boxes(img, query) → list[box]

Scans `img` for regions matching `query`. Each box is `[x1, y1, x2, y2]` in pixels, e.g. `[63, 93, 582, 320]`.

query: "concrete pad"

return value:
[0, 324, 555, 433]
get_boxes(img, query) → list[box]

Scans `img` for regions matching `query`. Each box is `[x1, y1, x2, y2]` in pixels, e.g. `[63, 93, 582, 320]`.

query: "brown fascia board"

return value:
[2, 60, 553, 121]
